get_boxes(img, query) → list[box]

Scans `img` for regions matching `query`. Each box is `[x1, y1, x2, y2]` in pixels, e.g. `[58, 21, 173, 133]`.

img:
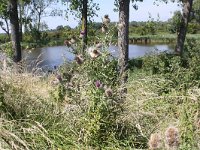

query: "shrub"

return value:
[0, 42, 13, 59]
[142, 40, 200, 91]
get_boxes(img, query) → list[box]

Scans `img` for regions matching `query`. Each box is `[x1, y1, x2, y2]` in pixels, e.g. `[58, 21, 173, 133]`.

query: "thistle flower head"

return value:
[64, 40, 71, 47]
[88, 47, 101, 59]
[103, 15, 110, 24]
[165, 126, 179, 148]
[80, 30, 85, 34]
[79, 30, 85, 38]
[105, 87, 113, 97]
[95, 42, 102, 49]
[148, 133, 162, 150]
[104, 14, 109, 19]
[95, 80, 102, 88]
[70, 36, 76, 44]
[75, 55, 84, 65]
[56, 74, 62, 82]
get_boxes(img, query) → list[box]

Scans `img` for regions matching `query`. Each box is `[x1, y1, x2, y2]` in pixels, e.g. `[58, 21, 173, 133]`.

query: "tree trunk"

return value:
[38, 11, 42, 31]
[9, 0, 21, 62]
[118, 0, 130, 88]
[18, 2, 23, 41]
[175, 0, 193, 56]
[82, 0, 88, 51]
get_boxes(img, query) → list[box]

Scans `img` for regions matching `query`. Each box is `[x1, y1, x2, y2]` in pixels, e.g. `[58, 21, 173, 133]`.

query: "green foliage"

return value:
[52, 29, 148, 148]
[50, 84, 66, 103]
[2, 37, 200, 149]
[127, 39, 200, 148]
[130, 20, 157, 36]
[142, 39, 200, 92]
[26, 27, 41, 43]
[0, 76, 81, 149]
[192, 0, 200, 23]
[0, 42, 13, 59]
[62, 0, 100, 20]
[168, 11, 182, 34]
[179, 103, 197, 149]
[127, 69, 200, 149]
[58, 47, 121, 147]
[0, 33, 10, 43]
[187, 22, 199, 34]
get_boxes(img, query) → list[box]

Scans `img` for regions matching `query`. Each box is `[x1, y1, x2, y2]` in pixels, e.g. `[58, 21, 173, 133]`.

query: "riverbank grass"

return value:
[1, 39, 200, 149]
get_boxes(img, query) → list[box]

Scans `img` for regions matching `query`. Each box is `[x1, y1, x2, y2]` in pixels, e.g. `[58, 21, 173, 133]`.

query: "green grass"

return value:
[1, 66, 200, 149]
[129, 33, 200, 44]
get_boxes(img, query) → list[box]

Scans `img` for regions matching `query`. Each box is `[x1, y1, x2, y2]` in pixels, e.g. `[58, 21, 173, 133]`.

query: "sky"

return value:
[42, 0, 181, 29]
[0, 0, 181, 33]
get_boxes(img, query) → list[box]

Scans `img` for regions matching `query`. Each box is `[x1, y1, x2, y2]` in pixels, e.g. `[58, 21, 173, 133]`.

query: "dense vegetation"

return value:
[1, 18, 200, 48]
[1, 0, 200, 149]
[1, 31, 200, 149]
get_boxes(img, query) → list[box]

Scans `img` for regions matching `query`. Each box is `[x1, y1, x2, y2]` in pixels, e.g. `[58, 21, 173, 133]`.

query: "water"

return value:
[22, 44, 174, 71]
[23, 46, 74, 71]
[109, 44, 174, 58]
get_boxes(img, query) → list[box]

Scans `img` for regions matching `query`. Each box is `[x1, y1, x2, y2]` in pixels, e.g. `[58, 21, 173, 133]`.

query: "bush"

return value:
[0, 42, 13, 59]
[0, 34, 10, 43]
[142, 40, 200, 91]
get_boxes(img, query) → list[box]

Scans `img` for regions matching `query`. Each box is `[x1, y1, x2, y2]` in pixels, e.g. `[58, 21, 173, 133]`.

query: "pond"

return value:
[22, 44, 174, 71]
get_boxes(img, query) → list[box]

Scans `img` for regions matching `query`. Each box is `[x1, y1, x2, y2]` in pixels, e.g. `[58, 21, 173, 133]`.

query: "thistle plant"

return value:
[54, 14, 148, 148]
[56, 15, 128, 147]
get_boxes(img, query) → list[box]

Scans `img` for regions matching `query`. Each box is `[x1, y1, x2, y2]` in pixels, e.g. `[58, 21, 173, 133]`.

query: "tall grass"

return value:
[1, 29, 200, 150]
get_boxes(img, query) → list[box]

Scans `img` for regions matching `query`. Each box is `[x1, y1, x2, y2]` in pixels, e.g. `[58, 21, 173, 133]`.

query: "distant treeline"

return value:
[0, 20, 199, 47]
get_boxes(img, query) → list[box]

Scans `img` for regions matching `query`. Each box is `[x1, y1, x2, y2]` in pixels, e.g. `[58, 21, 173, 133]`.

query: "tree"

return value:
[118, 0, 130, 88]
[192, 0, 200, 23]
[62, 0, 99, 49]
[168, 11, 182, 34]
[82, 0, 88, 48]
[0, 19, 10, 40]
[56, 25, 64, 30]
[155, 0, 194, 55]
[175, 0, 193, 55]
[116, 0, 142, 91]
[18, 0, 32, 41]
[8, 0, 22, 62]
[0, 0, 10, 39]
[30, 0, 55, 31]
